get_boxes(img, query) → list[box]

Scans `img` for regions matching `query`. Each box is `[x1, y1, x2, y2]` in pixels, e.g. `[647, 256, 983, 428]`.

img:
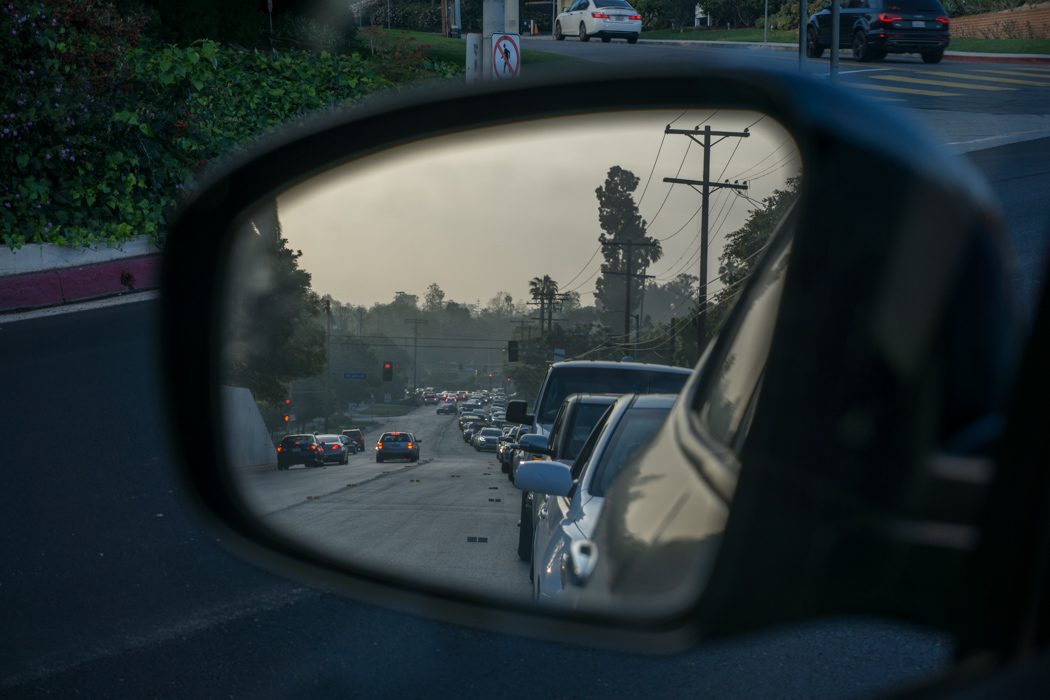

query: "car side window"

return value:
[694, 238, 791, 449]
[546, 401, 571, 455]
[569, 405, 614, 481]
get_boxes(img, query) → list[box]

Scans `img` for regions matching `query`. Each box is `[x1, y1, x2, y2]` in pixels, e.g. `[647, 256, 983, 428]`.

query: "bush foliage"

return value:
[1, 1, 452, 250]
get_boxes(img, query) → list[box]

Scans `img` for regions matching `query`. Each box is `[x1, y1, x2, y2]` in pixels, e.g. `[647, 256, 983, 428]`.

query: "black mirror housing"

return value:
[162, 64, 1015, 654]
[505, 400, 532, 426]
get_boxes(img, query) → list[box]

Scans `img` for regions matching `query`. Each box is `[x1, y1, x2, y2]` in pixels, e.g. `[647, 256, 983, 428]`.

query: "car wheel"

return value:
[579, 23, 589, 42]
[554, 21, 564, 40]
[517, 492, 533, 562]
[627, 35, 638, 44]
[921, 48, 944, 64]
[852, 31, 872, 62]
[601, 36, 610, 43]
[806, 28, 824, 58]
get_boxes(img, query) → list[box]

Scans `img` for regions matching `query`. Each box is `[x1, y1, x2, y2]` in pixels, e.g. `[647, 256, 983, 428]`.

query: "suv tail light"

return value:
[936, 16, 949, 25]
[877, 12, 902, 24]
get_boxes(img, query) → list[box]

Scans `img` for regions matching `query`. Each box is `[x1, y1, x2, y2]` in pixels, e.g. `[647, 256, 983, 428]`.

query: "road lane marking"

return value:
[869, 74, 1015, 91]
[964, 69, 1050, 85]
[848, 82, 962, 97]
[1, 587, 314, 688]
[839, 67, 893, 75]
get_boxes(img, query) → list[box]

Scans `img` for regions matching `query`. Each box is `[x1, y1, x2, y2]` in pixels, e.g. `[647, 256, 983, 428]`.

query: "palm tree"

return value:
[528, 275, 559, 336]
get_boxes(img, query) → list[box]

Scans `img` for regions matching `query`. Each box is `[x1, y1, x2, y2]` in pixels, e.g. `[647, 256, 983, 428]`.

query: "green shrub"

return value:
[1, 1, 452, 250]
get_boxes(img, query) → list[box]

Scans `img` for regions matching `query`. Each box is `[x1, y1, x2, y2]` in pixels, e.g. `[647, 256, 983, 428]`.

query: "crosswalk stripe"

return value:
[849, 82, 961, 97]
[961, 68, 1050, 83]
[870, 74, 1016, 91]
[966, 69, 1050, 84]
[944, 72, 1050, 87]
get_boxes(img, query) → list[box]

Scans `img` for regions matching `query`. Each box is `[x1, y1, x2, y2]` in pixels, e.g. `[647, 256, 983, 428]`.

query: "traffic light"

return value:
[487, 372, 493, 380]
[382, 361, 393, 382]
[282, 398, 291, 423]
[507, 340, 519, 362]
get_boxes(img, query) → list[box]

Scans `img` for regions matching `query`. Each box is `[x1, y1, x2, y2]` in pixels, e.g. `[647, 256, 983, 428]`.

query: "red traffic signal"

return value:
[382, 361, 393, 381]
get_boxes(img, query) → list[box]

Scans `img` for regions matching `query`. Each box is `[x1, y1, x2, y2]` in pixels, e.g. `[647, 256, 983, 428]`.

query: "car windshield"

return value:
[588, 406, 671, 496]
[537, 368, 689, 423]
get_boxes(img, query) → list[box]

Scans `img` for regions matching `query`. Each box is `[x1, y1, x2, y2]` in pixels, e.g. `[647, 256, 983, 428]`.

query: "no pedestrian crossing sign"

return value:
[492, 34, 520, 80]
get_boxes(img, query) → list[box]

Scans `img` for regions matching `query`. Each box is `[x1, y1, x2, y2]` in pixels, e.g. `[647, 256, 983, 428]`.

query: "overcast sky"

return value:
[276, 109, 800, 309]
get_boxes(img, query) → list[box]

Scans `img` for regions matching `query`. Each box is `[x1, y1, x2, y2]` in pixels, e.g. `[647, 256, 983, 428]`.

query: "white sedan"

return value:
[519, 393, 675, 605]
[554, 0, 642, 44]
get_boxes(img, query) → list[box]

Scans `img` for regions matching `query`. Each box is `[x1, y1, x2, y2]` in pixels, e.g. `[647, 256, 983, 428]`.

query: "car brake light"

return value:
[935, 16, 949, 25]
[277, 446, 283, 453]
[376, 443, 383, 450]
[592, 12, 608, 18]
[309, 444, 317, 451]
[629, 14, 640, 19]
[407, 442, 414, 449]
[330, 444, 339, 450]
[878, 13, 901, 23]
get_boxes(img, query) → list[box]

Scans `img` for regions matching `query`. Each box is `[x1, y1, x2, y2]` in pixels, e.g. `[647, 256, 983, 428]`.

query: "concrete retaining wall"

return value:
[222, 386, 278, 471]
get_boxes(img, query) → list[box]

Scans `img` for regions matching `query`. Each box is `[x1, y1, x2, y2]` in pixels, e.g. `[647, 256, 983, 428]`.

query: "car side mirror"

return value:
[518, 434, 550, 456]
[163, 65, 1015, 654]
[505, 400, 533, 425]
[516, 460, 573, 497]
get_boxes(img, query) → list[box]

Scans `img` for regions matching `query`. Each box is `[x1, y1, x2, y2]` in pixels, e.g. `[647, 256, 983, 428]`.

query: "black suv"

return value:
[807, 0, 950, 64]
[276, 434, 325, 470]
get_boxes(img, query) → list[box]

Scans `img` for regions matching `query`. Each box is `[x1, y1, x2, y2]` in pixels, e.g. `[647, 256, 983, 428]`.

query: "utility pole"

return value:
[403, 318, 428, 393]
[663, 124, 750, 350]
[599, 236, 657, 357]
[323, 296, 332, 431]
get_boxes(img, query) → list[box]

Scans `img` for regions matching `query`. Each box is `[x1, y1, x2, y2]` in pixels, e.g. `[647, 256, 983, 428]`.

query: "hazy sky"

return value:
[276, 109, 800, 309]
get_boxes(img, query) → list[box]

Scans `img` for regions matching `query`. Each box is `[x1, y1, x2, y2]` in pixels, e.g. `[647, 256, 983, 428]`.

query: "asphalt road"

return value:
[241, 408, 530, 600]
[2, 101, 1048, 700]
[524, 37, 1050, 115]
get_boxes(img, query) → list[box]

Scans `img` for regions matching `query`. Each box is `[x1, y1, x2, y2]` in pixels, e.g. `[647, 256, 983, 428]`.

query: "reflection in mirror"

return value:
[219, 109, 801, 613]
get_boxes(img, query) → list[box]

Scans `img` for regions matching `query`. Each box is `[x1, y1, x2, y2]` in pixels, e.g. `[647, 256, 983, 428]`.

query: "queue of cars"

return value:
[437, 359, 697, 604]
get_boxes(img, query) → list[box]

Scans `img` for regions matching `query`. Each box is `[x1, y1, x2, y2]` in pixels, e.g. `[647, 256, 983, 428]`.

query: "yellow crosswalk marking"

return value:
[850, 82, 961, 97]
[965, 69, 1050, 85]
[870, 74, 1015, 91]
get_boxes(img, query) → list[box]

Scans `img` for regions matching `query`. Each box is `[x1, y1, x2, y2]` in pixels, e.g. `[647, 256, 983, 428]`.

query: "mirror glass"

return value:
[219, 109, 801, 614]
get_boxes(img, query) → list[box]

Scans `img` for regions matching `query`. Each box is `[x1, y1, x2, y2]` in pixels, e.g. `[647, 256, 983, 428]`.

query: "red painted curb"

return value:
[0, 254, 161, 313]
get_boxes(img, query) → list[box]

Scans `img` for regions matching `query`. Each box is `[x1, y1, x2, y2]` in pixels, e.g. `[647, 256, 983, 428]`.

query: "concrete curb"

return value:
[0, 253, 161, 313]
